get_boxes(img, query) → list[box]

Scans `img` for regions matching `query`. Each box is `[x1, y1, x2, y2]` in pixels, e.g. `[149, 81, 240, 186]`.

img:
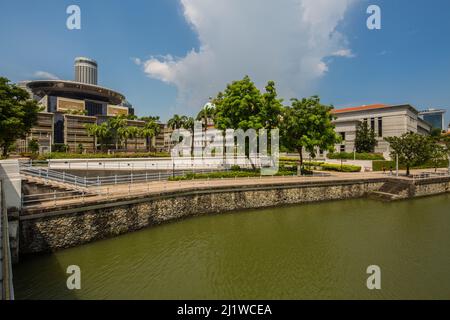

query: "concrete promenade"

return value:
[21, 170, 426, 214]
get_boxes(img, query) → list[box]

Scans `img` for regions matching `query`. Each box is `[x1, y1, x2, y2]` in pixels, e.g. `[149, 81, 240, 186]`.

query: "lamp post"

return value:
[396, 153, 399, 177]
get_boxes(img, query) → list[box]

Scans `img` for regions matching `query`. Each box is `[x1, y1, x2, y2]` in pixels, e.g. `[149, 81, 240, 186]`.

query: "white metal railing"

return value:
[411, 171, 450, 181]
[21, 172, 332, 209]
[22, 190, 94, 208]
[20, 163, 231, 187]
[20, 164, 97, 188]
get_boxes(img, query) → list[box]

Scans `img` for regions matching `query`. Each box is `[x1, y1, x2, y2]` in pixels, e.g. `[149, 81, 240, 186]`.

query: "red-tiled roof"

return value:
[332, 104, 389, 114]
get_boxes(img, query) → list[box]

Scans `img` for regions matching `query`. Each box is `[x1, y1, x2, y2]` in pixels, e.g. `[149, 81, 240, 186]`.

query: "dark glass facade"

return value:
[422, 113, 444, 130]
[85, 100, 106, 116]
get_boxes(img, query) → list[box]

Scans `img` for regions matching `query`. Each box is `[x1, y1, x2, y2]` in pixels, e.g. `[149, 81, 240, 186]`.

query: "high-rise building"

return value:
[74, 57, 98, 85]
[419, 108, 446, 131]
[16, 57, 143, 153]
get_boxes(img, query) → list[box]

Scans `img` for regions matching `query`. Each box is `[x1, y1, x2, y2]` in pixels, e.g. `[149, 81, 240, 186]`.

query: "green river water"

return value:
[13, 194, 450, 299]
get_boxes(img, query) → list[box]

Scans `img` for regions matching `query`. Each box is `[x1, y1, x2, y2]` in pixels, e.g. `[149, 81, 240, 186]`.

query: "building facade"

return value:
[332, 104, 432, 157]
[17, 57, 148, 154]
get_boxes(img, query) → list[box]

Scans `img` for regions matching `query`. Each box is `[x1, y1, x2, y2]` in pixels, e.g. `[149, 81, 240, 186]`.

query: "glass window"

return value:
[378, 117, 383, 137]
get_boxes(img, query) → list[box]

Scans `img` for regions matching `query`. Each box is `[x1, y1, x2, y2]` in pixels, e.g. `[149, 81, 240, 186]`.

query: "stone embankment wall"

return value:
[20, 179, 384, 254]
[413, 177, 450, 197]
[19, 177, 450, 254]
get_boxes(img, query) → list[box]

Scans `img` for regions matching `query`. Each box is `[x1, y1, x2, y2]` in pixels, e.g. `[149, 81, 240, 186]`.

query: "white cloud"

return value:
[141, 0, 356, 111]
[33, 71, 59, 80]
[131, 57, 142, 65]
[332, 49, 356, 58]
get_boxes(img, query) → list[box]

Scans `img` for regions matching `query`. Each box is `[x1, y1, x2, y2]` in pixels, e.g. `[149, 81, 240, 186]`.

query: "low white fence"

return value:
[45, 156, 270, 171]
[411, 171, 450, 181]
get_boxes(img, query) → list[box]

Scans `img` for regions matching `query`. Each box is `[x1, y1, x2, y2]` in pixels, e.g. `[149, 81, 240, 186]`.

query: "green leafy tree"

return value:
[429, 143, 447, 172]
[430, 127, 443, 138]
[212, 76, 283, 167]
[141, 119, 161, 152]
[260, 80, 283, 129]
[28, 138, 40, 154]
[0, 77, 40, 157]
[439, 135, 450, 173]
[355, 121, 377, 153]
[281, 96, 341, 169]
[213, 75, 265, 131]
[385, 133, 433, 176]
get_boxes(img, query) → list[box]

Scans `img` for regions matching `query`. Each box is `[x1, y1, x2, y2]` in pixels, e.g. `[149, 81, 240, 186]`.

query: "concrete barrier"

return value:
[1, 180, 15, 300]
[0, 160, 22, 211]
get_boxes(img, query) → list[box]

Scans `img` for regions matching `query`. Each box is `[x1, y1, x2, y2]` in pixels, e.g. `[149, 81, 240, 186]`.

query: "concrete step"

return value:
[369, 190, 402, 201]
[23, 175, 89, 193]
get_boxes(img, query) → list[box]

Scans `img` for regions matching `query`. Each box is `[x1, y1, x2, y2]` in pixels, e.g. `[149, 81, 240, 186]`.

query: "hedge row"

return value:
[372, 160, 449, 171]
[327, 152, 385, 161]
[319, 163, 362, 172]
[32, 151, 171, 160]
[169, 169, 298, 181]
[281, 161, 362, 172]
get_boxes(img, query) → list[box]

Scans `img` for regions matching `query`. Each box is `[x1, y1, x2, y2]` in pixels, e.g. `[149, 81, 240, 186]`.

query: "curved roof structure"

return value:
[25, 80, 125, 105]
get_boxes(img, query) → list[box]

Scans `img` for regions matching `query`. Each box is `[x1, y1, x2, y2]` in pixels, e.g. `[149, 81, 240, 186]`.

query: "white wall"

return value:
[0, 160, 22, 210]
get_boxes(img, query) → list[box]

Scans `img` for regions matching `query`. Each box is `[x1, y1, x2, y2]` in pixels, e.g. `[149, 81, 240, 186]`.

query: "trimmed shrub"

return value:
[327, 152, 385, 161]
[39, 151, 170, 160]
[373, 160, 449, 172]
[319, 163, 361, 172]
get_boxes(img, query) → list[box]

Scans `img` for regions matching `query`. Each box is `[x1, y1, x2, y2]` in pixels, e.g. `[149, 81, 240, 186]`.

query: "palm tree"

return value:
[108, 115, 127, 150]
[182, 117, 196, 156]
[85, 123, 110, 152]
[127, 126, 141, 151]
[141, 119, 161, 152]
[117, 126, 132, 151]
[196, 104, 215, 131]
[167, 114, 188, 130]
[141, 115, 160, 122]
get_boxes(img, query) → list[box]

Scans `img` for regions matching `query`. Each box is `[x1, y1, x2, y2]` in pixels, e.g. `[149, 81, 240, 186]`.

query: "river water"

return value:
[13, 194, 450, 299]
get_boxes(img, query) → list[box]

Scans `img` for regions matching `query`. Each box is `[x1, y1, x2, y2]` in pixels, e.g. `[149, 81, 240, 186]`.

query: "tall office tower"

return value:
[74, 57, 98, 85]
[419, 108, 446, 131]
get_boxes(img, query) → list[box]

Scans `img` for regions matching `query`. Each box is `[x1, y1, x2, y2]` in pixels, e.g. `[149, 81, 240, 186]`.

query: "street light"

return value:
[396, 153, 399, 177]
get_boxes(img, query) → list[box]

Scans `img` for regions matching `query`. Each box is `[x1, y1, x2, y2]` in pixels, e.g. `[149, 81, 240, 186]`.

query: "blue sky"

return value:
[0, 0, 449, 125]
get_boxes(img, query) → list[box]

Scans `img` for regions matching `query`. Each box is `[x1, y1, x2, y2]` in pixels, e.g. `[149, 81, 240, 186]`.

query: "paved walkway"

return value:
[22, 169, 449, 213]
